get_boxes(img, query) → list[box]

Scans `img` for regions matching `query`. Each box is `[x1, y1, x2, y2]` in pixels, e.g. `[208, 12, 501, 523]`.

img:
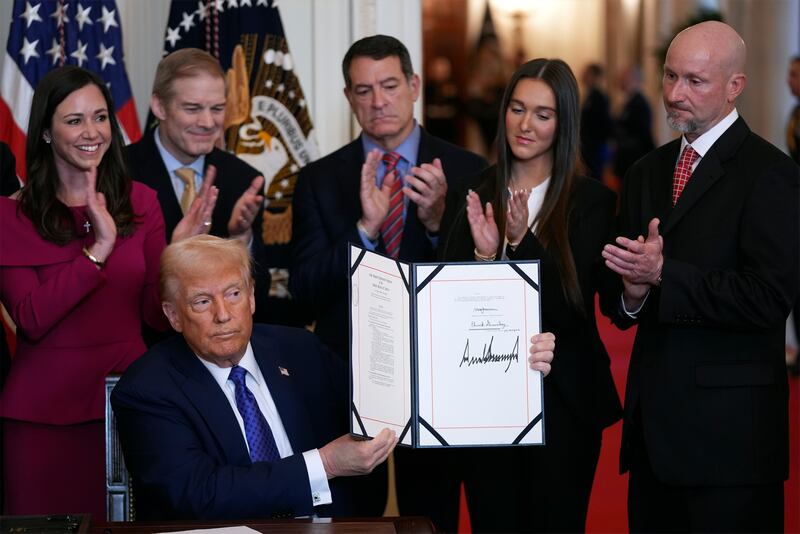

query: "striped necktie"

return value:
[380, 151, 403, 258]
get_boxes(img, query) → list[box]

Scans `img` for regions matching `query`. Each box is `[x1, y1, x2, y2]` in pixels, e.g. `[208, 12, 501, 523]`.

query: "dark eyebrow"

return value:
[509, 99, 555, 113]
[62, 108, 108, 118]
[354, 76, 401, 90]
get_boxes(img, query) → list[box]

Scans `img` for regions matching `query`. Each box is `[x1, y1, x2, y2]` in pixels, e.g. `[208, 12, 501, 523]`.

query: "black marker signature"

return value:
[459, 336, 519, 373]
[470, 319, 508, 330]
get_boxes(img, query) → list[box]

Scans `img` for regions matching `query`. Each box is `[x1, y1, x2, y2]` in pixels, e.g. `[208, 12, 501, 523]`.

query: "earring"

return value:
[43, 135, 51, 144]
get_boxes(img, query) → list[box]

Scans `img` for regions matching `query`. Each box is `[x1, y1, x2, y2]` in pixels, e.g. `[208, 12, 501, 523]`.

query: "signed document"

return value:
[349, 245, 543, 448]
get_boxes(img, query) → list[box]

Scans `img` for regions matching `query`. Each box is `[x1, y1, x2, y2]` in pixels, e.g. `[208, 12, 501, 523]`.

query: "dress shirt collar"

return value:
[153, 126, 205, 182]
[197, 342, 264, 390]
[360, 121, 421, 167]
[679, 108, 739, 158]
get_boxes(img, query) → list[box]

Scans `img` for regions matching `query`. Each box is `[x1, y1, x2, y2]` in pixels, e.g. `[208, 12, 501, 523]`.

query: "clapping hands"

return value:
[84, 166, 116, 263]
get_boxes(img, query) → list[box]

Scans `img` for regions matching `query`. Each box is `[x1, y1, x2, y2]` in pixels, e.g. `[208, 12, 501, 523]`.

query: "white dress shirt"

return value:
[153, 126, 205, 200]
[197, 343, 332, 507]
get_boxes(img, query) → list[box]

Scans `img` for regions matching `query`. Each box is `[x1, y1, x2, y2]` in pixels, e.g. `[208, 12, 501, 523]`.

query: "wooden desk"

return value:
[91, 516, 434, 533]
[0, 514, 90, 532]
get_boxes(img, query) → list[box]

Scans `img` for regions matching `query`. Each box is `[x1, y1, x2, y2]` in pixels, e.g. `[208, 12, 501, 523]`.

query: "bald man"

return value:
[603, 22, 798, 532]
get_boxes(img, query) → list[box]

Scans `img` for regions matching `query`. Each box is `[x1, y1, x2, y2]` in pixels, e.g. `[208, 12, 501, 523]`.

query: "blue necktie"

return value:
[228, 365, 280, 462]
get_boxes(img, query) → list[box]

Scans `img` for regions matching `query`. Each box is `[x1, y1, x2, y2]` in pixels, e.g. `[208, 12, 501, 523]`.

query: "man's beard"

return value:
[666, 111, 698, 134]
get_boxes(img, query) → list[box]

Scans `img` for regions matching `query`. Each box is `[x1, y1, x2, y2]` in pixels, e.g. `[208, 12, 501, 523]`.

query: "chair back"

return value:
[105, 374, 135, 521]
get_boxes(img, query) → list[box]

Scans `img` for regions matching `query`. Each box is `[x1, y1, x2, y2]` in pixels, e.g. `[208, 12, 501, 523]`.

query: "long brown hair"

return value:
[494, 58, 583, 311]
[19, 66, 135, 245]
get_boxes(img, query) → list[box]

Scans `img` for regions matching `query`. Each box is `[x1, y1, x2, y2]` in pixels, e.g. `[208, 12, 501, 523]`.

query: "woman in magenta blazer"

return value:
[0, 66, 215, 518]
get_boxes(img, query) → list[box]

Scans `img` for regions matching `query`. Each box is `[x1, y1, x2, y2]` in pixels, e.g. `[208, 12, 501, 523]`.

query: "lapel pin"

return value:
[279, 366, 290, 377]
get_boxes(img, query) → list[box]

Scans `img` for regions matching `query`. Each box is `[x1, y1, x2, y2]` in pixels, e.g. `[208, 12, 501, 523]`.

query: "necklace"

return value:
[83, 220, 92, 234]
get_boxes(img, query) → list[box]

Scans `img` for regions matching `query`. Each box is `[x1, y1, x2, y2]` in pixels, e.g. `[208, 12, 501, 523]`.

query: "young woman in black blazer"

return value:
[439, 58, 623, 533]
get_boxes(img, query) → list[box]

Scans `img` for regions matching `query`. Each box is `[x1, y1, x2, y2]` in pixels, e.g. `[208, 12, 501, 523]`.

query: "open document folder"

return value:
[348, 245, 544, 448]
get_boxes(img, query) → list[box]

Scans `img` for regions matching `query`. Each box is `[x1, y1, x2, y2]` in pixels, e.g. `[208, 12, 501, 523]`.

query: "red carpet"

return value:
[457, 311, 800, 532]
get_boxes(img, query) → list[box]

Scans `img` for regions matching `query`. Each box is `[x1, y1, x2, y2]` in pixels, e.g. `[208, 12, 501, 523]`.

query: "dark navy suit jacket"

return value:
[290, 129, 487, 358]
[111, 324, 352, 520]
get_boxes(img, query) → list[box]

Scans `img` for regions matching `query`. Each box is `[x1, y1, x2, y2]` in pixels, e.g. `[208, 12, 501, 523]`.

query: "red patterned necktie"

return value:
[380, 151, 403, 258]
[672, 145, 700, 206]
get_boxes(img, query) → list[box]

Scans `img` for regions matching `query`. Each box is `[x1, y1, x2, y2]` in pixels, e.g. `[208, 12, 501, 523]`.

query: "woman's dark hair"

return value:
[19, 65, 135, 245]
[493, 58, 584, 311]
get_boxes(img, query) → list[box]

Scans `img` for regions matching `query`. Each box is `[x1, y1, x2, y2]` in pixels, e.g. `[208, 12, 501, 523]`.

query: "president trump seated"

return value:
[111, 235, 396, 520]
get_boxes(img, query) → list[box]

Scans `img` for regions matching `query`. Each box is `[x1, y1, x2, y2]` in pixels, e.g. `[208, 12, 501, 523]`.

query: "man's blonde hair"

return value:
[160, 235, 252, 303]
[152, 48, 225, 103]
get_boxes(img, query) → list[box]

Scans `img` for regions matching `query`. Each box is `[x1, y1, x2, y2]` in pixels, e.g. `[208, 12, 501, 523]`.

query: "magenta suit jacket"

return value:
[0, 182, 168, 424]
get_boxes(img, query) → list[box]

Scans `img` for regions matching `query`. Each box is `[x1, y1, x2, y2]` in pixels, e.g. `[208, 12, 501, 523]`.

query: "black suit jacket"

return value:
[440, 168, 623, 433]
[290, 129, 487, 358]
[111, 324, 352, 520]
[125, 130, 270, 320]
[614, 117, 799, 486]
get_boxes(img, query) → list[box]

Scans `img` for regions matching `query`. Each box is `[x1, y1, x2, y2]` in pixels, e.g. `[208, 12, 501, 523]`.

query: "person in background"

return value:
[126, 48, 271, 325]
[424, 56, 461, 144]
[439, 58, 622, 532]
[464, 34, 508, 158]
[613, 66, 654, 183]
[579, 63, 612, 181]
[603, 22, 798, 532]
[112, 235, 397, 520]
[0, 66, 215, 518]
[290, 34, 487, 520]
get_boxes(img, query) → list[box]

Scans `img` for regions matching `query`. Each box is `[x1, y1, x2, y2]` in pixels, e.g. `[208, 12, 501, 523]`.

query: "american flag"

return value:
[0, 0, 141, 181]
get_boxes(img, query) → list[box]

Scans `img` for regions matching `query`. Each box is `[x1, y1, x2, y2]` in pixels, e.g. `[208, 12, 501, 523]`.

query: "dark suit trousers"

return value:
[395, 448, 464, 533]
[628, 409, 783, 533]
[459, 388, 602, 533]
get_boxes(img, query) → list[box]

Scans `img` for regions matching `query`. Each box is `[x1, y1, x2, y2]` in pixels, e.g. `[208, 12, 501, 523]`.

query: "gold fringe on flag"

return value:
[262, 205, 292, 245]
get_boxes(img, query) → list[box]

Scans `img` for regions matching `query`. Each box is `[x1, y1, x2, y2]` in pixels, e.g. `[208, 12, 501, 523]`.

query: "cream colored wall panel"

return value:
[310, 1, 352, 156]
[117, 0, 170, 129]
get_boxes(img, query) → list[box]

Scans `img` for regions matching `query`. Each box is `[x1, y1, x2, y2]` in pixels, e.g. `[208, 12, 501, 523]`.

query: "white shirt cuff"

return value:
[621, 289, 650, 318]
[302, 449, 332, 507]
